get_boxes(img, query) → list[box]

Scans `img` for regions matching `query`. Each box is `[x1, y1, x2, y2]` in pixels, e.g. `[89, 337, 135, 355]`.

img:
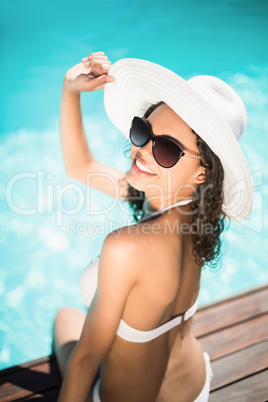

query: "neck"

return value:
[142, 197, 193, 219]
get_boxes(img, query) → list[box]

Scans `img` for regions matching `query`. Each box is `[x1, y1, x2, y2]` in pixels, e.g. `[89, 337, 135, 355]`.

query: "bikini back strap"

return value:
[116, 298, 198, 343]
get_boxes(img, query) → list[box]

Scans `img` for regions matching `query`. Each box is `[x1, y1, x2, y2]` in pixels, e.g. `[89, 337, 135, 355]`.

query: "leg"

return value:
[53, 307, 86, 376]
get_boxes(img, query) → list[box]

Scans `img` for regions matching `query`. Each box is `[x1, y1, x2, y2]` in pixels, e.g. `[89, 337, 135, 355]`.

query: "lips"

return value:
[132, 157, 156, 176]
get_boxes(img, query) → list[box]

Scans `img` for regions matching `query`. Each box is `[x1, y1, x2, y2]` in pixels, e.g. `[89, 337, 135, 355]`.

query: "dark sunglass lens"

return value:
[153, 138, 183, 168]
[130, 117, 150, 147]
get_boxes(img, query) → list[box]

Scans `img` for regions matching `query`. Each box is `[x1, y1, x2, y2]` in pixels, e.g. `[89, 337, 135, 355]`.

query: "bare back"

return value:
[98, 206, 205, 402]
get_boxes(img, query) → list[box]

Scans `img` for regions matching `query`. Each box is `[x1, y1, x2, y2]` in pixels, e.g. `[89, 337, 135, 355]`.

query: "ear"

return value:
[193, 167, 206, 185]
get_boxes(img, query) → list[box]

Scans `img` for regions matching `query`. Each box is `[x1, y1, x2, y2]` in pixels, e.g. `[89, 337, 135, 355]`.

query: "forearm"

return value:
[60, 82, 93, 177]
[58, 353, 99, 402]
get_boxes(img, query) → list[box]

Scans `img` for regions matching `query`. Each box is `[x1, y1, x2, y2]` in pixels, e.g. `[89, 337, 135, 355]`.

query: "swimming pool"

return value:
[1, 0, 267, 370]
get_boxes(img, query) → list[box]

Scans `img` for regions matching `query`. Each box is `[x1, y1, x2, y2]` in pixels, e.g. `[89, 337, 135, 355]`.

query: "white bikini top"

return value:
[116, 298, 198, 343]
[141, 198, 193, 221]
[80, 199, 197, 344]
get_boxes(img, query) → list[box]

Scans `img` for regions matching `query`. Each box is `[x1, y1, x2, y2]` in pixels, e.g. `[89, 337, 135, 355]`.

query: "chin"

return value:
[126, 172, 145, 192]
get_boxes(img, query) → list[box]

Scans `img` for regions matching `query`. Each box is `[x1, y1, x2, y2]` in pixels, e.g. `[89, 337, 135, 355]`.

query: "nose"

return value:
[139, 139, 153, 157]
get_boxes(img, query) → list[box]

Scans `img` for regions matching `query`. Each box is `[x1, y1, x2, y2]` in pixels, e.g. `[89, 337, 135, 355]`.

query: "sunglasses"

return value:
[129, 116, 201, 168]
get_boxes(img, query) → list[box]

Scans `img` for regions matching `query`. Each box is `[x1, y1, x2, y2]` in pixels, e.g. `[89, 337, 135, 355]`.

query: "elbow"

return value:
[65, 167, 77, 179]
[64, 164, 82, 181]
[64, 160, 94, 182]
[69, 348, 101, 373]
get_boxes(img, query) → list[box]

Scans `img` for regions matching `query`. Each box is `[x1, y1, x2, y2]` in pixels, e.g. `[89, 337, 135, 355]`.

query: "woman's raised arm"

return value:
[60, 51, 128, 199]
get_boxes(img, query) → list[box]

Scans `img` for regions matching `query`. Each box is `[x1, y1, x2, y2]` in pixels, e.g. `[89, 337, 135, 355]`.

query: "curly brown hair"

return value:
[125, 102, 226, 268]
[190, 134, 226, 267]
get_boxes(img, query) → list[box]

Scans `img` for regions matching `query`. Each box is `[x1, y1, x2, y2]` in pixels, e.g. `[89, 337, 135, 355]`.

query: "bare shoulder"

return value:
[101, 217, 173, 269]
[101, 224, 144, 262]
[95, 224, 151, 296]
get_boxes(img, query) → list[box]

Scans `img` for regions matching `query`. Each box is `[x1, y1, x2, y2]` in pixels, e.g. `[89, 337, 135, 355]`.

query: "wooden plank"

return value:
[199, 315, 268, 359]
[0, 356, 54, 378]
[0, 360, 61, 402]
[193, 285, 268, 338]
[209, 369, 268, 402]
[198, 283, 268, 308]
[22, 387, 60, 400]
[0, 284, 267, 401]
[210, 339, 268, 391]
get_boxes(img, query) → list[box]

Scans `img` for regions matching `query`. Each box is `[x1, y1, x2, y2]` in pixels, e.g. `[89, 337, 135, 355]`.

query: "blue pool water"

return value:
[1, 0, 268, 370]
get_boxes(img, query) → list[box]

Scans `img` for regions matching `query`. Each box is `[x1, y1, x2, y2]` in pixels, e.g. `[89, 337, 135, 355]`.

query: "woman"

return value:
[53, 52, 254, 401]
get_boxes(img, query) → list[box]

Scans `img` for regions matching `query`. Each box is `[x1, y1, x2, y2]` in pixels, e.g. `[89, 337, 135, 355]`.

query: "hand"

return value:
[64, 51, 115, 93]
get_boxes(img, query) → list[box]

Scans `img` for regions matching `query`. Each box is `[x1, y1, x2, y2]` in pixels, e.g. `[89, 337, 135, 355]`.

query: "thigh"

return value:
[53, 307, 86, 376]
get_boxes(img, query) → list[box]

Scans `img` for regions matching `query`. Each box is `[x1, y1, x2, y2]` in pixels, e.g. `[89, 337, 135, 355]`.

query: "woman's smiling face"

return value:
[126, 104, 206, 209]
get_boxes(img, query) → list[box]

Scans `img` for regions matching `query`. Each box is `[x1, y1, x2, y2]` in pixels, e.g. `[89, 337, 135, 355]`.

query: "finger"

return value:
[102, 63, 111, 71]
[94, 75, 115, 91]
[85, 57, 110, 66]
[82, 59, 111, 68]
[82, 59, 111, 71]
[83, 64, 111, 79]
[104, 75, 115, 83]
[90, 51, 105, 55]
[85, 74, 115, 91]
[82, 56, 109, 64]
[86, 51, 105, 57]
[87, 54, 108, 60]
[65, 62, 92, 81]
[86, 62, 112, 76]
[93, 84, 106, 91]
[82, 52, 107, 62]
[89, 59, 111, 67]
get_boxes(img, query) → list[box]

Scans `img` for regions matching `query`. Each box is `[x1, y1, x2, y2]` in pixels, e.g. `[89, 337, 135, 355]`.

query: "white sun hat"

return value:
[104, 58, 254, 221]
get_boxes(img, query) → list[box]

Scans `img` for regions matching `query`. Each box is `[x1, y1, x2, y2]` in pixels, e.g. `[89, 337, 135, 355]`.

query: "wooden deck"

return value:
[0, 284, 267, 401]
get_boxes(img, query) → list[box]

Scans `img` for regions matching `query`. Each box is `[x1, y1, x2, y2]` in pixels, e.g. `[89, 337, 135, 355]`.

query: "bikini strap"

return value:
[140, 198, 193, 222]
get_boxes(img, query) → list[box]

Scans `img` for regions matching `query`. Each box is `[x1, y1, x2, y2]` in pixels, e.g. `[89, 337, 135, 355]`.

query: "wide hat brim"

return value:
[104, 58, 254, 221]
